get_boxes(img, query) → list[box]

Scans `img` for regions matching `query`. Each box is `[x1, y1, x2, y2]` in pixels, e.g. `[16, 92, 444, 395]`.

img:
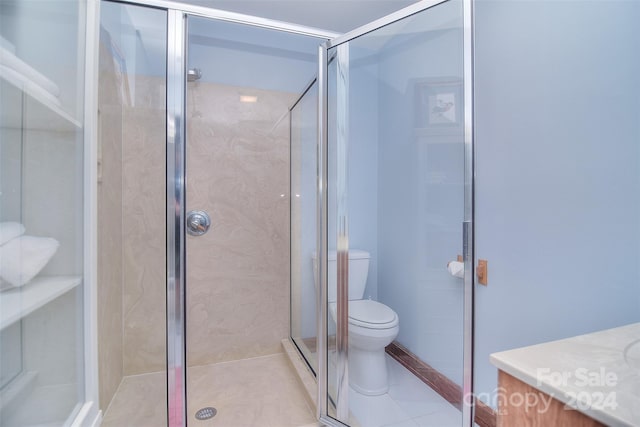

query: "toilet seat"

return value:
[329, 300, 398, 329]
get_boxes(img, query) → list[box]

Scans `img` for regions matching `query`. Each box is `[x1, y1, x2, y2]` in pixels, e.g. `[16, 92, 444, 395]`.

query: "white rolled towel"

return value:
[0, 235, 59, 287]
[447, 260, 464, 279]
[0, 222, 25, 245]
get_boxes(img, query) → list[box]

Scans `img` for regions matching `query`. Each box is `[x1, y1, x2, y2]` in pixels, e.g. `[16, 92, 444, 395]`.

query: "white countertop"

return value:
[490, 323, 640, 427]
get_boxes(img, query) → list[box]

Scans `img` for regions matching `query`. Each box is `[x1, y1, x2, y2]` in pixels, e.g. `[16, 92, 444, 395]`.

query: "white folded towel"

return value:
[0, 222, 25, 246]
[0, 235, 59, 287]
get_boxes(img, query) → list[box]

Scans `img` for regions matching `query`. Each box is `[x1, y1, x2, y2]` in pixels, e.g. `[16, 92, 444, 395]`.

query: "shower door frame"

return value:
[167, 10, 334, 427]
[316, 0, 476, 425]
[110, 1, 336, 425]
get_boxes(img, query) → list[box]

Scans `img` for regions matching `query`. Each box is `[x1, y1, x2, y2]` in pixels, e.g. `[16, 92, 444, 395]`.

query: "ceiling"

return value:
[169, 0, 418, 33]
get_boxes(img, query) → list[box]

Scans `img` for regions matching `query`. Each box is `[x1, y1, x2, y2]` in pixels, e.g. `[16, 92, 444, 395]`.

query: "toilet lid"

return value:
[328, 300, 398, 328]
[349, 300, 397, 325]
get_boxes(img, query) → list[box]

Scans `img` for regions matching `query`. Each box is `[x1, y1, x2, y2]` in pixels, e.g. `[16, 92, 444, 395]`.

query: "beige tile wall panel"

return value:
[121, 103, 167, 376]
[120, 73, 167, 376]
[117, 77, 294, 374]
[185, 82, 295, 366]
[97, 38, 125, 410]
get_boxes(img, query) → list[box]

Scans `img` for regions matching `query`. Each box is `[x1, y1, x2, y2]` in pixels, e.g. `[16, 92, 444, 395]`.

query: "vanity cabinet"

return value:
[492, 323, 640, 427]
[497, 370, 605, 426]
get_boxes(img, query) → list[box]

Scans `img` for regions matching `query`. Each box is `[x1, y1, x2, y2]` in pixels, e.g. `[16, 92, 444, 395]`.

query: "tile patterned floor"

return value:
[102, 353, 315, 427]
[347, 355, 462, 427]
[102, 352, 462, 427]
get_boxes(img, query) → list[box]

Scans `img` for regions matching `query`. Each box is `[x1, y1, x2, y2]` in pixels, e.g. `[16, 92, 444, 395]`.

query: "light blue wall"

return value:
[348, 48, 379, 301]
[327, 45, 380, 302]
[103, 12, 322, 94]
[188, 17, 321, 94]
[375, 0, 465, 385]
[474, 0, 640, 404]
[101, 1, 171, 109]
[330, 0, 466, 384]
[294, 54, 379, 337]
[350, 0, 640, 401]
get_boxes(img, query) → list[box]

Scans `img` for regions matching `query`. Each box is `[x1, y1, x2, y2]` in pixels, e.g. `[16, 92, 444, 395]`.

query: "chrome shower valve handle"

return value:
[186, 210, 211, 236]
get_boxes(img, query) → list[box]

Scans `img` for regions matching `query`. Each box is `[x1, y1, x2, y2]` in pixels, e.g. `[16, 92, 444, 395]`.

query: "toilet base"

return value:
[348, 346, 389, 396]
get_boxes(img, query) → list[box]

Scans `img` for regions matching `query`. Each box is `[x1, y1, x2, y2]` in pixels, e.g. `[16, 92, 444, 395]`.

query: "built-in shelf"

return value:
[0, 276, 81, 330]
[0, 371, 36, 414]
[0, 66, 80, 132]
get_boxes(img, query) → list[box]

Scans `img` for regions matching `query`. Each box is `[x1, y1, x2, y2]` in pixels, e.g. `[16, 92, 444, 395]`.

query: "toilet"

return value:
[313, 249, 399, 396]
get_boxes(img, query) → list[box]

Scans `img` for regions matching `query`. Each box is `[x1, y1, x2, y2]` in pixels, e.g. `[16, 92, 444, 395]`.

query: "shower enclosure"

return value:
[2, 0, 475, 425]
[290, 0, 477, 425]
[97, 0, 474, 425]
[316, 0, 474, 425]
[97, 1, 334, 425]
[182, 15, 326, 425]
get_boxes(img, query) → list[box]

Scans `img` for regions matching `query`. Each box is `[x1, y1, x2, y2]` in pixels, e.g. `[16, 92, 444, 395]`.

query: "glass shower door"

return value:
[181, 14, 324, 426]
[321, 0, 472, 425]
[290, 80, 319, 375]
[95, 2, 169, 426]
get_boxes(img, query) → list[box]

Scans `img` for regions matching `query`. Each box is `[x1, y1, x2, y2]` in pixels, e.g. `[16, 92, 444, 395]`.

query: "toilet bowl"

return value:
[313, 249, 400, 396]
[329, 299, 399, 395]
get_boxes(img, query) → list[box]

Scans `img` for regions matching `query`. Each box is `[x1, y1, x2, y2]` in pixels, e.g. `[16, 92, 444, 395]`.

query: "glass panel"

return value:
[96, 3, 167, 426]
[326, 43, 350, 422]
[0, 0, 86, 121]
[0, 0, 86, 425]
[290, 81, 319, 375]
[326, 0, 466, 425]
[185, 16, 321, 426]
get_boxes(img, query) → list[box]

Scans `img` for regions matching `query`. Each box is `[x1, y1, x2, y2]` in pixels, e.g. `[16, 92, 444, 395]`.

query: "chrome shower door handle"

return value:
[186, 210, 211, 236]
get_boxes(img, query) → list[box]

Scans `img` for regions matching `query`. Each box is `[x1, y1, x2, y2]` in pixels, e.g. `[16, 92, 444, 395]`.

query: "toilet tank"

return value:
[312, 250, 370, 303]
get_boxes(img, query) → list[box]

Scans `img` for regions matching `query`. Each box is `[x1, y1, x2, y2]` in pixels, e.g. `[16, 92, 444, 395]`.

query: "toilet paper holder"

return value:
[450, 255, 488, 286]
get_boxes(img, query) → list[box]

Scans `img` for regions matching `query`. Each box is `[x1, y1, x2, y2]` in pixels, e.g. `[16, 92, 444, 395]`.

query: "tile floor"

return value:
[102, 353, 315, 427]
[101, 351, 461, 427]
[345, 355, 462, 427]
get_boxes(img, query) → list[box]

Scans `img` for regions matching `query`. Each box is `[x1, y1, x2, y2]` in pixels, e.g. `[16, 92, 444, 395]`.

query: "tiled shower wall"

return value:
[185, 81, 295, 367]
[98, 71, 296, 408]
[121, 77, 166, 376]
[98, 64, 168, 406]
[97, 37, 124, 410]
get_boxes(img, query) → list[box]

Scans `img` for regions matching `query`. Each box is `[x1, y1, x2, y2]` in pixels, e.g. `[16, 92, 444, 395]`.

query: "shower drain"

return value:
[195, 407, 217, 420]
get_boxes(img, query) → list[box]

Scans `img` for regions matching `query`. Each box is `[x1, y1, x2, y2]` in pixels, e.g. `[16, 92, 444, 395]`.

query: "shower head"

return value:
[187, 68, 202, 82]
